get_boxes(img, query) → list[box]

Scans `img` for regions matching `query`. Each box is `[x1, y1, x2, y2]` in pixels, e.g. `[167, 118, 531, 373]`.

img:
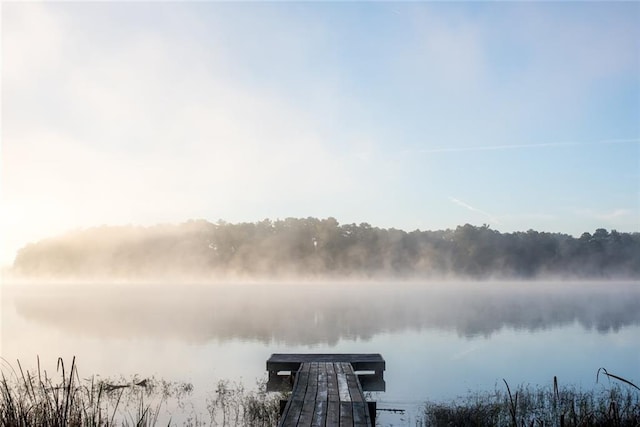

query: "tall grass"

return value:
[421, 372, 640, 427]
[0, 357, 190, 427]
[206, 379, 283, 427]
[0, 357, 284, 426]
[3, 358, 638, 426]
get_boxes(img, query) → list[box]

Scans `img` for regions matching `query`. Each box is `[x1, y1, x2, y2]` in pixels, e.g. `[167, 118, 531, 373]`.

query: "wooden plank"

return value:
[326, 362, 340, 426]
[311, 400, 327, 427]
[336, 363, 354, 427]
[316, 362, 329, 401]
[326, 362, 339, 398]
[327, 399, 340, 426]
[346, 365, 371, 427]
[268, 353, 385, 372]
[311, 363, 329, 427]
[352, 402, 370, 427]
[336, 363, 352, 402]
[342, 362, 373, 427]
[345, 368, 363, 402]
[278, 360, 372, 427]
[298, 363, 318, 426]
[339, 401, 354, 427]
[268, 354, 384, 364]
[278, 363, 310, 427]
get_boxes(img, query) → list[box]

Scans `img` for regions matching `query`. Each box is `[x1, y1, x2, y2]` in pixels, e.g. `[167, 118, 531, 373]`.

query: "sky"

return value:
[1, 1, 639, 267]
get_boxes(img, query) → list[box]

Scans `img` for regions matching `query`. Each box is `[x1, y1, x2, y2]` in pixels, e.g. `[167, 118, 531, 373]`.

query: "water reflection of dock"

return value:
[266, 353, 385, 426]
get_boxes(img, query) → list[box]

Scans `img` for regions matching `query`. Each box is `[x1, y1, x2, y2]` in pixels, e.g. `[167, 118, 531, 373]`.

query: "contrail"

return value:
[449, 197, 502, 226]
[404, 137, 640, 154]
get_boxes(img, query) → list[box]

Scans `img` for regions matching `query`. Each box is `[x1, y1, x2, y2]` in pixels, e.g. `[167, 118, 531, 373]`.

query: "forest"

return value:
[11, 218, 640, 279]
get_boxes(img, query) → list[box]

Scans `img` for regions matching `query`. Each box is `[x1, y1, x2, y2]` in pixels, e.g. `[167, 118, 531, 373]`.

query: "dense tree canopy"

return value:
[11, 218, 640, 279]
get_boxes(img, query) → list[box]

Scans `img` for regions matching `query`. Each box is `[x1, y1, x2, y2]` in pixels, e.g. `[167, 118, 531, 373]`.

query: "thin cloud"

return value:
[589, 209, 633, 221]
[573, 209, 639, 231]
[405, 138, 640, 155]
[449, 197, 502, 226]
[501, 213, 557, 222]
[599, 138, 640, 145]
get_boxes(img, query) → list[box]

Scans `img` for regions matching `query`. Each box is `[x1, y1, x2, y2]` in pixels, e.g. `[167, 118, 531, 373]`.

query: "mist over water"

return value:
[5, 281, 640, 344]
[2, 280, 639, 424]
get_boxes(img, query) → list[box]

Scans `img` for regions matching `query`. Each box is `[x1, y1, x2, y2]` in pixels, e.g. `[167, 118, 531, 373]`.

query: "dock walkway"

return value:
[267, 354, 385, 427]
[278, 362, 370, 427]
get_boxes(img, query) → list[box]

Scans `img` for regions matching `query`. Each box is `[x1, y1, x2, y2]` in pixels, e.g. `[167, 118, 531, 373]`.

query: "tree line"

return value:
[11, 218, 640, 279]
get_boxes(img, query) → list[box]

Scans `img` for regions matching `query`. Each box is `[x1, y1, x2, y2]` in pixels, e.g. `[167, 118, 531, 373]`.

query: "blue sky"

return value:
[1, 1, 639, 265]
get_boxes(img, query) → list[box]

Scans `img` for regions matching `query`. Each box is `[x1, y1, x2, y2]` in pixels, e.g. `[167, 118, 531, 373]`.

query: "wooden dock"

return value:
[267, 353, 385, 392]
[266, 354, 385, 427]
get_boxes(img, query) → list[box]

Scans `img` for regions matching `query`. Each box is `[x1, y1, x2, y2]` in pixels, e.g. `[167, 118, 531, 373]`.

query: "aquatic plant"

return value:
[421, 371, 640, 427]
[207, 378, 283, 427]
[0, 357, 192, 427]
[3, 358, 638, 426]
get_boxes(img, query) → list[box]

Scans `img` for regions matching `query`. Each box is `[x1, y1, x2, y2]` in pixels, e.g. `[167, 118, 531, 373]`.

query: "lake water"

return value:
[1, 281, 639, 425]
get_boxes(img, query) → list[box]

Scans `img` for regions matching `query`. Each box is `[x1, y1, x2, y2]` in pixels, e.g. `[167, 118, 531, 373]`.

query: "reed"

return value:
[206, 378, 283, 427]
[421, 371, 640, 427]
[3, 358, 637, 426]
[0, 357, 189, 427]
[1, 357, 284, 426]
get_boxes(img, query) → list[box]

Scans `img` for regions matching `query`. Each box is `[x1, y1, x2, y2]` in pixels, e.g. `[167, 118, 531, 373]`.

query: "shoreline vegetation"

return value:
[421, 372, 640, 427]
[0, 357, 281, 427]
[1, 358, 638, 426]
[8, 218, 640, 281]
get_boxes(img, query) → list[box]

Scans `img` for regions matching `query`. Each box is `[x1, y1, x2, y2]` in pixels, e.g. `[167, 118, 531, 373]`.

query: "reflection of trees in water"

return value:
[11, 283, 640, 345]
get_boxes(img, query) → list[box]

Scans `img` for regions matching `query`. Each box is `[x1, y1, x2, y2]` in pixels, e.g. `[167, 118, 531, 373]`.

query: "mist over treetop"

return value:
[11, 218, 640, 280]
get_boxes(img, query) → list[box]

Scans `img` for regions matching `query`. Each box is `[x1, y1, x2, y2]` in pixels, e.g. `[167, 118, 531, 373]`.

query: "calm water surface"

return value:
[1, 281, 639, 425]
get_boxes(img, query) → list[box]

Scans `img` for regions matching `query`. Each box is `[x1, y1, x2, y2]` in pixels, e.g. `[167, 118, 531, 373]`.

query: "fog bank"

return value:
[10, 219, 640, 281]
